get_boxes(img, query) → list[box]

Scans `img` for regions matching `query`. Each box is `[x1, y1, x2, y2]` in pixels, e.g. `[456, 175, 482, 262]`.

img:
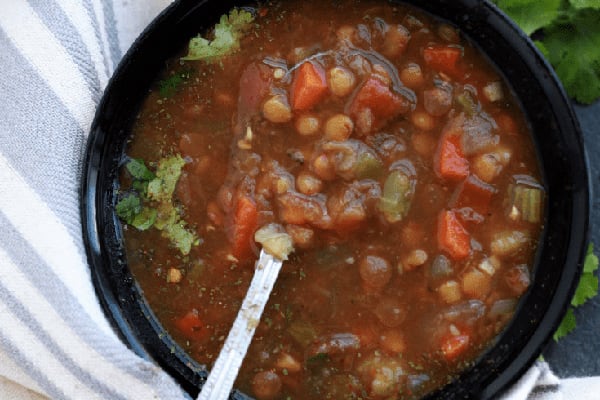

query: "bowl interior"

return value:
[82, 0, 589, 398]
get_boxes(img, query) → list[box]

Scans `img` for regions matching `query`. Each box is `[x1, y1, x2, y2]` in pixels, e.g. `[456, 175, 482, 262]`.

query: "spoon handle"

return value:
[197, 249, 283, 400]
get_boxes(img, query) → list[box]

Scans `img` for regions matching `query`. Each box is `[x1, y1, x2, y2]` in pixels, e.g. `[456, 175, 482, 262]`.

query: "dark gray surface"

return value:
[543, 100, 600, 378]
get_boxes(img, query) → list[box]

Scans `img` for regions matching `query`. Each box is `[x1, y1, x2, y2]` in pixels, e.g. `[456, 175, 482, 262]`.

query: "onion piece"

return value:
[255, 224, 294, 260]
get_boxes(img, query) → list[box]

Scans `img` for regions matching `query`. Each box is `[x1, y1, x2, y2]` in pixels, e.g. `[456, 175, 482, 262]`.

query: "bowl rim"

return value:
[81, 0, 590, 399]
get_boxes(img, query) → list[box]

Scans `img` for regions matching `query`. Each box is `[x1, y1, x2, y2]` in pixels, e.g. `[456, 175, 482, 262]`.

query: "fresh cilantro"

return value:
[493, 1, 600, 103]
[115, 193, 142, 222]
[126, 158, 155, 181]
[569, 0, 600, 10]
[541, 9, 600, 104]
[182, 9, 254, 62]
[494, 0, 561, 35]
[116, 155, 199, 255]
[147, 155, 186, 204]
[130, 207, 157, 231]
[553, 243, 599, 341]
[571, 243, 599, 306]
[553, 308, 577, 342]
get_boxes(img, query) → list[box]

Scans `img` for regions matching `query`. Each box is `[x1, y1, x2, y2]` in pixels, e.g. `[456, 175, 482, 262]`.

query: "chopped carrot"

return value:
[441, 334, 470, 361]
[348, 76, 410, 122]
[451, 175, 497, 215]
[290, 62, 328, 110]
[438, 210, 470, 260]
[228, 195, 258, 260]
[435, 134, 469, 181]
[423, 45, 463, 78]
[174, 310, 210, 342]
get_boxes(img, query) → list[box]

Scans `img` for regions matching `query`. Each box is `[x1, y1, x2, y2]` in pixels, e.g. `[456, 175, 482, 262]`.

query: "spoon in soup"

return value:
[198, 224, 293, 400]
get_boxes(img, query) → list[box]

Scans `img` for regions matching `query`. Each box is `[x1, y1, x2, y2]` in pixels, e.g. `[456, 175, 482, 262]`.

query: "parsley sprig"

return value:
[493, 0, 600, 104]
[553, 243, 599, 341]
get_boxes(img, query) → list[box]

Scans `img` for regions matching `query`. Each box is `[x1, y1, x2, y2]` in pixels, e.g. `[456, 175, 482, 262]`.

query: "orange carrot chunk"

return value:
[435, 134, 469, 181]
[438, 210, 470, 260]
[174, 310, 210, 342]
[423, 45, 463, 78]
[229, 195, 258, 260]
[291, 62, 328, 111]
[441, 334, 470, 361]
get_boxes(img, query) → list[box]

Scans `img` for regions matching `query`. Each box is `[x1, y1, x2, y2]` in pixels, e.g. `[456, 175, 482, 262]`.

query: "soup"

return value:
[117, 0, 544, 398]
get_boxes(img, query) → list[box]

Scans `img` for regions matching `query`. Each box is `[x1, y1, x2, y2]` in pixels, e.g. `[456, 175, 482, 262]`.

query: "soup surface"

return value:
[118, 1, 545, 398]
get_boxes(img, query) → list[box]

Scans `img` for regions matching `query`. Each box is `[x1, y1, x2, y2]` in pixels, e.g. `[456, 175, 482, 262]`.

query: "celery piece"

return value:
[354, 151, 384, 180]
[379, 170, 412, 223]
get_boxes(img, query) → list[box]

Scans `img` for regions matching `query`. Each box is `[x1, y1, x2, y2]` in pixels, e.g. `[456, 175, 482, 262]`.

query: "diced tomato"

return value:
[174, 310, 210, 342]
[423, 45, 463, 78]
[451, 175, 497, 215]
[348, 76, 410, 123]
[441, 334, 470, 361]
[435, 134, 469, 181]
[228, 195, 258, 261]
[290, 62, 328, 111]
[438, 210, 470, 260]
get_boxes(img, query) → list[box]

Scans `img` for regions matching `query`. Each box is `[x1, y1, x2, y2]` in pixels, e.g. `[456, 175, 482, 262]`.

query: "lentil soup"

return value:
[117, 1, 545, 398]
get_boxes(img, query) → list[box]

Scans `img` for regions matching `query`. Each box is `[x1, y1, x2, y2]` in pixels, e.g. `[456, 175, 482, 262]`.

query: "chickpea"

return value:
[252, 371, 282, 400]
[438, 280, 462, 304]
[411, 131, 437, 157]
[382, 24, 411, 58]
[462, 269, 492, 299]
[262, 94, 292, 123]
[285, 224, 315, 249]
[312, 153, 336, 180]
[400, 63, 424, 89]
[411, 111, 436, 131]
[327, 66, 356, 97]
[295, 114, 320, 136]
[296, 171, 323, 195]
[324, 113, 354, 141]
[359, 255, 392, 290]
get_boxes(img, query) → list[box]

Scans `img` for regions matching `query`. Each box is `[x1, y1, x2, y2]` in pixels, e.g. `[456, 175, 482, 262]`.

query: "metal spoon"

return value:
[197, 249, 283, 400]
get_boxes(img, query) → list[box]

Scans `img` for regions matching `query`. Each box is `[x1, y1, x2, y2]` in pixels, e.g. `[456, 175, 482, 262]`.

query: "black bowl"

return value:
[81, 0, 590, 398]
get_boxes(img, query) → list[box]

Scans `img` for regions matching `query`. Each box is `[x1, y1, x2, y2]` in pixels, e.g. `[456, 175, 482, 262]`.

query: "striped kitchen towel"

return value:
[0, 1, 594, 399]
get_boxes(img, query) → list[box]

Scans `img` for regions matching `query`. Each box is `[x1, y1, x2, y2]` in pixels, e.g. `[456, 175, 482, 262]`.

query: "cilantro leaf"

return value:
[147, 155, 186, 204]
[493, 0, 561, 35]
[540, 8, 600, 104]
[130, 207, 157, 231]
[553, 308, 576, 342]
[182, 9, 254, 62]
[126, 158, 155, 181]
[145, 155, 198, 255]
[115, 193, 142, 223]
[572, 243, 599, 306]
[569, 0, 600, 10]
[552, 243, 599, 341]
[583, 242, 599, 274]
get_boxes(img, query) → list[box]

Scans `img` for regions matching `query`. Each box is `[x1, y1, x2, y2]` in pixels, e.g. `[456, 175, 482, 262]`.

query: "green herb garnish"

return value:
[553, 243, 599, 341]
[493, 0, 600, 103]
[115, 156, 198, 255]
[182, 9, 255, 62]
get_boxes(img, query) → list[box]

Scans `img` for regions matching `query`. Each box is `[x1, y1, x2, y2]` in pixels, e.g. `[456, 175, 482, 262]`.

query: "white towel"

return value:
[0, 1, 596, 399]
